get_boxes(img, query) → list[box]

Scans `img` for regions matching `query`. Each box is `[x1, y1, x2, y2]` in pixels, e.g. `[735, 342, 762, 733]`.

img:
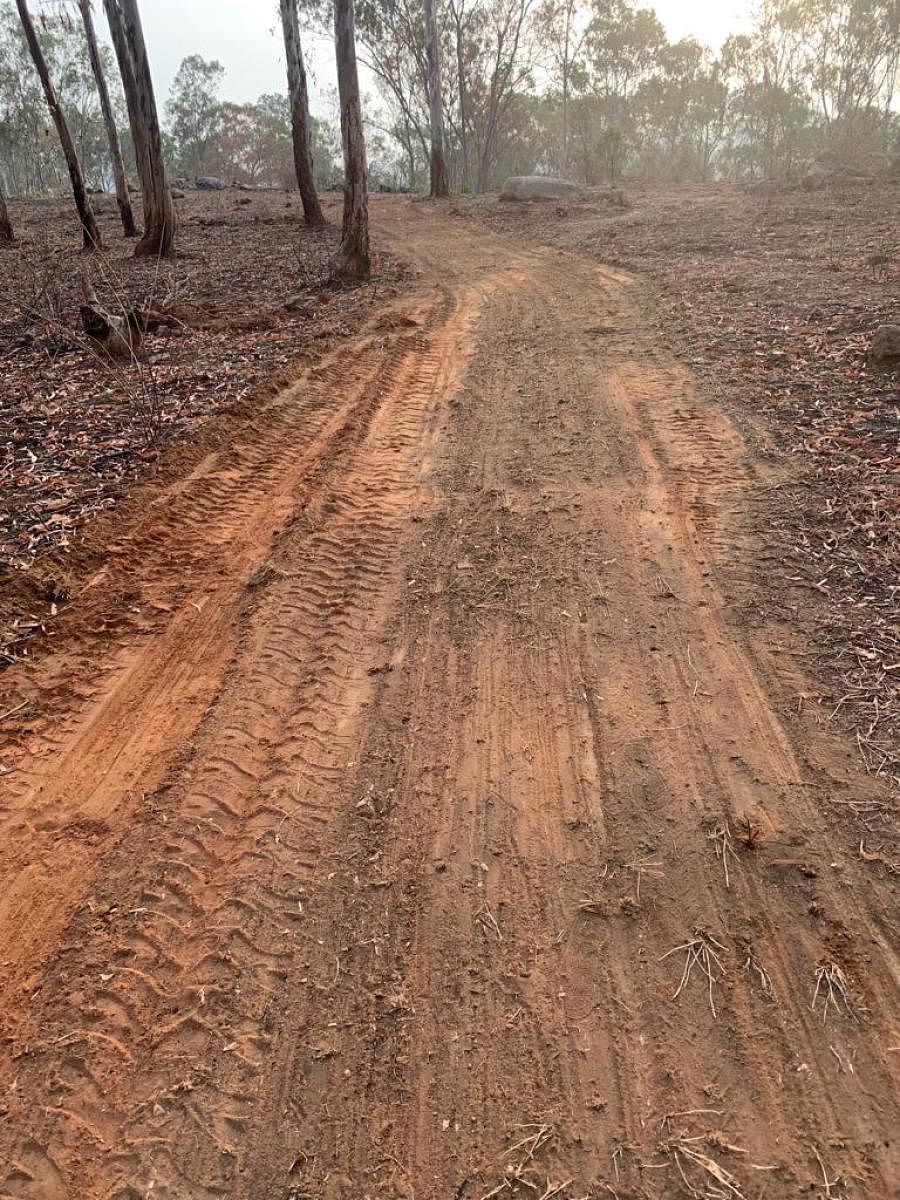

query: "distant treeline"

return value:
[1, 0, 897, 198]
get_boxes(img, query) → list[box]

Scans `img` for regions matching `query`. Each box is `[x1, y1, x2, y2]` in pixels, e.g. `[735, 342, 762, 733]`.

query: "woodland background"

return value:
[0, 0, 897, 199]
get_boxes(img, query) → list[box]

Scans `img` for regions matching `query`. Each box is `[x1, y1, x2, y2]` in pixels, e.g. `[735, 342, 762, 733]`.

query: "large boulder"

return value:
[196, 176, 227, 191]
[801, 161, 831, 191]
[870, 324, 900, 362]
[500, 175, 581, 201]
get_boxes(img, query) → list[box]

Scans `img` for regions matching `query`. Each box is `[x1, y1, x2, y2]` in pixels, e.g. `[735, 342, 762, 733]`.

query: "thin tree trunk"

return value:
[102, 0, 148, 188]
[561, 2, 570, 174]
[78, 0, 136, 236]
[334, 0, 370, 280]
[15, 0, 101, 249]
[0, 177, 12, 242]
[279, 0, 325, 225]
[454, 14, 471, 189]
[103, 0, 174, 257]
[562, 69, 569, 174]
[423, 0, 449, 197]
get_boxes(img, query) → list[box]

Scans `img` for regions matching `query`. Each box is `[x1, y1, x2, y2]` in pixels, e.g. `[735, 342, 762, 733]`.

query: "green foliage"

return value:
[359, 0, 898, 190]
[2, 0, 895, 200]
[0, 1, 131, 196]
[165, 54, 224, 179]
[164, 63, 340, 187]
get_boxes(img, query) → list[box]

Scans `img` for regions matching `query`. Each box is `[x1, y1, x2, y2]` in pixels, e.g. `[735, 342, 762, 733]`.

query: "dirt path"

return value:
[0, 199, 896, 1200]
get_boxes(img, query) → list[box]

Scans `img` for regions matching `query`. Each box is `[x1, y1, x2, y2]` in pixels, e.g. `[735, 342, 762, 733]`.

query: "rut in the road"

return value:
[0, 207, 897, 1200]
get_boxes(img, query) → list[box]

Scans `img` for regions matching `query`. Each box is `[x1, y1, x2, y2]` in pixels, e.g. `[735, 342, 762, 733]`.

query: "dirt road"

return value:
[0, 200, 896, 1200]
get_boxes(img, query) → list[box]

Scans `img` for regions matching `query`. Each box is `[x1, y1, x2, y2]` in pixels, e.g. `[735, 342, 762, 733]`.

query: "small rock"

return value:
[196, 175, 228, 191]
[871, 324, 900, 362]
[500, 174, 581, 201]
[170, 188, 186, 199]
[801, 162, 830, 191]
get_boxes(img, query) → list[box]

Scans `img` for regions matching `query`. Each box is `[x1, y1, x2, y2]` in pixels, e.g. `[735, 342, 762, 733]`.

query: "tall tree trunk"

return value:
[423, 0, 449, 197]
[103, 0, 174, 257]
[560, 0, 571, 175]
[279, 0, 325, 225]
[0, 177, 12, 242]
[15, 0, 101, 250]
[78, 0, 136, 236]
[454, 13, 471, 190]
[561, 70, 569, 174]
[333, 0, 370, 280]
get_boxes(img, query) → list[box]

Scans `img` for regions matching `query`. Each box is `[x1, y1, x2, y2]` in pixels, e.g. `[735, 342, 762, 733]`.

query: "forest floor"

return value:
[461, 181, 899, 790]
[0, 189, 897, 1200]
[0, 189, 407, 665]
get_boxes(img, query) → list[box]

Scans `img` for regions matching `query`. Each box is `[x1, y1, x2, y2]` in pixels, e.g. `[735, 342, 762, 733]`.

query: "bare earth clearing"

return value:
[0, 194, 897, 1200]
[0, 190, 406, 664]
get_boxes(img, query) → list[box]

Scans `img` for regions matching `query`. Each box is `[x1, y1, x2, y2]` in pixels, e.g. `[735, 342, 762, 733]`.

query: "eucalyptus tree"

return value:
[334, 0, 370, 278]
[76, 0, 134, 234]
[102, 0, 174, 255]
[0, 176, 12, 240]
[423, 0, 449, 193]
[534, 0, 588, 174]
[15, 0, 101, 246]
[279, 0, 325, 221]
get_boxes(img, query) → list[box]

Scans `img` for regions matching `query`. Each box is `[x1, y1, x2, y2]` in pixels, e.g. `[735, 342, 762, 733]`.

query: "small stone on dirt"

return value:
[870, 323, 900, 362]
[500, 175, 581, 201]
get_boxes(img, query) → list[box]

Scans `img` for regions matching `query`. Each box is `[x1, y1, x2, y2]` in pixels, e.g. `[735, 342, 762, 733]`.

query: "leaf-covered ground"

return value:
[0, 190, 407, 664]
[465, 181, 899, 790]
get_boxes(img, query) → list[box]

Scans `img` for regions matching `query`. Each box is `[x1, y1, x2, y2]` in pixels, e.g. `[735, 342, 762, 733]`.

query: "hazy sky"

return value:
[134, 0, 756, 112]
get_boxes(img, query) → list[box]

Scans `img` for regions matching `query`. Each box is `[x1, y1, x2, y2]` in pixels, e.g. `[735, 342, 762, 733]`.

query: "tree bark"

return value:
[423, 0, 449, 196]
[561, 1, 569, 175]
[452, 4, 471, 189]
[78, 0, 136, 236]
[333, 0, 370, 280]
[15, 0, 101, 249]
[279, 0, 325, 225]
[103, 0, 174, 257]
[0, 177, 12, 242]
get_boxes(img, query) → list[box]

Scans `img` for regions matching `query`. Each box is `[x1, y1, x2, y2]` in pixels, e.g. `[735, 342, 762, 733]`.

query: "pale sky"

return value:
[133, 0, 756, 113]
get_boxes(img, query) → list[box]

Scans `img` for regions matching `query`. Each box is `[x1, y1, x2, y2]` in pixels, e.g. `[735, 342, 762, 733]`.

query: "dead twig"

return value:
[812, 1146, 846, 1199]
[501, 1123, 552, 1171]
[709, 823, 739, 888]
[661, 930, 727, 1018]
[476, 902, 502, 942]
[811, 962, 858, 1022]
[627, 855, 664, 902]
[742, 951, 775, 1000]
[665, 1136, 745, 1199]
[478, 1124, 556, 1200]
[0, 699, 27, 723]
[655, 573, 680, 600]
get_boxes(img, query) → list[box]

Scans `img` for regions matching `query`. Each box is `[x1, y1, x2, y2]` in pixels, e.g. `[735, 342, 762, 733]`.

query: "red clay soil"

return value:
[0, 198, 897, 1200]
[0, 190, 407, 665]
[460, 181, 899, 795]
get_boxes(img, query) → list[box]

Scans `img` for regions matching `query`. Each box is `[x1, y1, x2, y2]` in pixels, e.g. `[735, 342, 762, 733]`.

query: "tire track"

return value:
[0, 275, 495, 1198]
[0, 203, 896, 1200]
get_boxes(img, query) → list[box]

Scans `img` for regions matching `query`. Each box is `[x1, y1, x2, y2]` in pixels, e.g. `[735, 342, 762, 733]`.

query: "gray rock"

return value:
[196, 176, 227, 191]
[801, 162, 831, 191]
[871, 324, 900, 362]
[500, 175, 581, 201]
